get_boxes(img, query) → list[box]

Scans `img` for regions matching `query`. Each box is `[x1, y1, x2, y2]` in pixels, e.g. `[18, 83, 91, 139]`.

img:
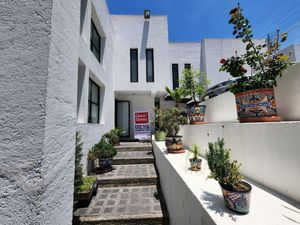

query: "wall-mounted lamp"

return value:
[144, 10, 151, 19]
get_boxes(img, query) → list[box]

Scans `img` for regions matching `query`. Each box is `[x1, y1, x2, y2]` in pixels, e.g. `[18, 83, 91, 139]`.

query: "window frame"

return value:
[90, 20, 101, 62]
[172, 64, 179, 89]
[146, 49, 154, 82]
[88, 78, 100, 124]
[130, 49, 139, 82]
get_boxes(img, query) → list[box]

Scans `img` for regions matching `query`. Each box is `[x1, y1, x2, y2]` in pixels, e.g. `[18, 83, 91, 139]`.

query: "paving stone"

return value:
[113, 151, 154, 165]
[97, 164, 157, 186]
[115, 142, 152, 152]
[77, 186, 164, 224]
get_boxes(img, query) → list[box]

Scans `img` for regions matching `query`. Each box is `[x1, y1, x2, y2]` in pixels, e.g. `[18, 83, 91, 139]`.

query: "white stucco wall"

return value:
[76, 0, 115, 174]
[112, 15, 171, 92]
[180, 122, 300, 203]
[279, 44, 300, 62]
[0, 0, 80, 224]
[169, 42, 201, 83]
[201, 39, 266, 87]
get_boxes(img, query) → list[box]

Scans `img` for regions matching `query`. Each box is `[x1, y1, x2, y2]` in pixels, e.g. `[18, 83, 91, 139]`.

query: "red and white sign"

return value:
[134, 111, 151, 140]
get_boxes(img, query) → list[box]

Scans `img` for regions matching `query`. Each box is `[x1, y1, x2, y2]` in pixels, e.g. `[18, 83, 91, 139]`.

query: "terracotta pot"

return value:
[235, 88, 281, 123]
[220, 181, 252, 214]
[155, 131, 167, 141]
[189, 158, 202, 171]
[187, 104, 206, 125]
[165, 136, 185, 153]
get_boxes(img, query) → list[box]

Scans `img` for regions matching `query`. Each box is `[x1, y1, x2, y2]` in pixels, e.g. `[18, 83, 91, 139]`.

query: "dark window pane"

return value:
[90, 20, 101, 62]
[146, 49, 154, 82]
[172, 64, 179, 89]
[88, 79, 100, 123]
[184, 63, 191, 69]
[130, 49, 138, 82]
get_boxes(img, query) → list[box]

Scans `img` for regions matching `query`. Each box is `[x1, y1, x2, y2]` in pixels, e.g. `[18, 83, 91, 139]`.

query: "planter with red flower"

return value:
[180, 69, 210, 124]
[220, 5, 291, 123]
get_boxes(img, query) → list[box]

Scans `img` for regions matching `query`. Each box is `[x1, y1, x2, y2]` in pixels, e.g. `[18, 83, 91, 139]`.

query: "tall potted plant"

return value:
[153, 107, 167, 141]
[206, 138, 252, 214]
[180, 69, 209, 124]
[92, 140, 117, 173]
[220, 5, 291, 122]
[102, 128, 123, 146]
[161, 107, 187, 153]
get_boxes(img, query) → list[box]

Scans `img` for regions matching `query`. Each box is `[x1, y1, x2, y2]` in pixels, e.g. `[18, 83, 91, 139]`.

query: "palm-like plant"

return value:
[165, 86, 184, 107]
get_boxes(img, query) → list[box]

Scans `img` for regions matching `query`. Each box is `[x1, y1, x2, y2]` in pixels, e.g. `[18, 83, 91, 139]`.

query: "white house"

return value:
[1, 0, 299, 224]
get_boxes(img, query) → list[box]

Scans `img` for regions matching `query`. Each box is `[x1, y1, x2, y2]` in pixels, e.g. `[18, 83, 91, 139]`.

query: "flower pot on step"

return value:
[187, 104, 206, 125]
[220, 181, 252, 214]
[235, 88, 281, 123]
[165, 136, 185, 153]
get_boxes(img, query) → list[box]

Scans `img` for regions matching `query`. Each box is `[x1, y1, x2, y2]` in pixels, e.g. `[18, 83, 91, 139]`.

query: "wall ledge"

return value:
[152, 140, 300, 225]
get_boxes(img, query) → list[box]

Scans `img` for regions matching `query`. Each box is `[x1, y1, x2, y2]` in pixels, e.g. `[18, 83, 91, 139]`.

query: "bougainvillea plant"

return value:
[219, 4, 291, 94]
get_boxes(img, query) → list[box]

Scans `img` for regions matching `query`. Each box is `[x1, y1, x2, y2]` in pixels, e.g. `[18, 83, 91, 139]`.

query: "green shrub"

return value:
[77, 176, 96, 192]
[161, 107, 187, 136]
[74, 132, 84, 194]
[206, 138, 243, 190]
[102, 128, 123, 145]
[190, 144, 200, 160]
[91, 140, 117, 159]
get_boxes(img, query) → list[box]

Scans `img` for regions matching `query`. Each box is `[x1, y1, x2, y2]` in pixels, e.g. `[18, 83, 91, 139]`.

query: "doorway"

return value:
[115, 101, 130, 137]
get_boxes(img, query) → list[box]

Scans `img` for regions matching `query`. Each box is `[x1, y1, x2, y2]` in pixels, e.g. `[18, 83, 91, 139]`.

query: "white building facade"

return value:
[1, 0, 299, 224]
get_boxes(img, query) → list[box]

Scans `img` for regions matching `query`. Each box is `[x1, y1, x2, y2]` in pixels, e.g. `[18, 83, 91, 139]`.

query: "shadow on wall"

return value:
[80, 0, 87, 34]
[140, 21, 149, 59]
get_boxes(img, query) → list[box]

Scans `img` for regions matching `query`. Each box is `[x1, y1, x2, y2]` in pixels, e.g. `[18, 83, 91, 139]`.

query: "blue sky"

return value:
[107, 0, 300, 48]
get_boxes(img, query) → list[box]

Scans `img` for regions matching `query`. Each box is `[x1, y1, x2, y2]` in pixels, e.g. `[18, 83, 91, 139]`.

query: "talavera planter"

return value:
[165, 136, 185, 153]
[186, 104, 206, 125]
[235, 88, 281, 122]
[220, 181, 252, 214]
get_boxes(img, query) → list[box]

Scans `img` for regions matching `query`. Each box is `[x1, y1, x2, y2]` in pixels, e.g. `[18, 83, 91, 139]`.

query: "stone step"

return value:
[97, 164, 157, 187]
[113, 151, 154, 165]
[115, 142, 152, 152]
[75, 186, 164, 225]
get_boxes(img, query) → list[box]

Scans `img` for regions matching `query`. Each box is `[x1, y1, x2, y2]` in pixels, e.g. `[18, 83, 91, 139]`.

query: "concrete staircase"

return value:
[74, 142, 168, 225]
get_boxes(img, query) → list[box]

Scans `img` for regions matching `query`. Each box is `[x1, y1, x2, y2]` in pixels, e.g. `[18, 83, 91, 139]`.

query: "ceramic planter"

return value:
[76, 180, 98, 202]
[235, 88, 281, 122]
[186, 104, 206, 125]
[220, 181, 252, 214]
[165, 136, 185, 153]
[189, 158, 202, 171]
[98, 158, 113, 172]
[155, 131, 167, 141]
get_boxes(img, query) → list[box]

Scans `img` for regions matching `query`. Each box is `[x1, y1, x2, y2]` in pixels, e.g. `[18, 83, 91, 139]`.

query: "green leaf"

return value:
[281, 36, 287, 42]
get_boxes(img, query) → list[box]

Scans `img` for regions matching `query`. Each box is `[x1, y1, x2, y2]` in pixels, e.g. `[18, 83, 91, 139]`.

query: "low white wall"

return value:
[152, 140, 300, 225]
[180, 122, 300, 203]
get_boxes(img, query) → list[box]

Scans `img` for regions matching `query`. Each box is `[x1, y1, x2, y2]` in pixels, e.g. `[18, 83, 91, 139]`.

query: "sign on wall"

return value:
[134, 111, 151, 140]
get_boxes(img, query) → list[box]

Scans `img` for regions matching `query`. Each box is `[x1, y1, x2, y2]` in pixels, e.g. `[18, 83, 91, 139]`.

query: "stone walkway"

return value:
[74, 142, 168, 225]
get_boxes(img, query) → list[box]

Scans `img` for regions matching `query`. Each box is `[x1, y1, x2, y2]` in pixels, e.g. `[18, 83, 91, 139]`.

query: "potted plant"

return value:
[165, 86, 185, 107]
[74, 132, 97, 204]
[189, 145, 202, 171]
[206, 138, 252, 214]
[93, 140, 117, 173]
[161, 107, 187, 153]
[153, 107, 167, 141]
[180, 69, 210, 124]
[219, 5, 291, 122]
[102, 128, 123, 146]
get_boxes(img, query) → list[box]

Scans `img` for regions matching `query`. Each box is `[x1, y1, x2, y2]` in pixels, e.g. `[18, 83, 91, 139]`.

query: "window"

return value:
[184, 63, 191, 69]
[88, 79, 100, 123]
[146, 49, 154, 82]
[90, 20, 101, 62]
[130, 49, 138, 82]
[172, 64, 179, 89]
